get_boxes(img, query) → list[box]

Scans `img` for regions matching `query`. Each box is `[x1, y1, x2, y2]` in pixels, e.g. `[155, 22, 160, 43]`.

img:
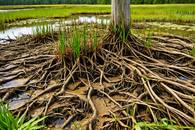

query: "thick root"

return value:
[0, 31, 195, 129]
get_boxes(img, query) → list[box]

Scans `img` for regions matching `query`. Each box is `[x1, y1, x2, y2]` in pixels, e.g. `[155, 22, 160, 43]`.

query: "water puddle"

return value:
[48, 118, 65, 128]
[0, 15, 110, 41]
[2, 78, 28, 88]
[0, 9, 33, 12]
[1, 15, 194, 43]
[9, 92, 30, 110]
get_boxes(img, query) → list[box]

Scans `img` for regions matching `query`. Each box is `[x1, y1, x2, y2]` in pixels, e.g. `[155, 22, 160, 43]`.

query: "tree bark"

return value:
[112, 0, 130, 31]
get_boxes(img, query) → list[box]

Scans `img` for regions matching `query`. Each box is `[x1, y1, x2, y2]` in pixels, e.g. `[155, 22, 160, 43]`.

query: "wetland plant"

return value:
[58, 31, 65, 56]
[92, 28, 98, 50]
[110, 21, 130, 42]
[71, 29, 81, 58]
[190, 43, 195, 56]
[57, 23, 101, 59]
[72, 122, 83, 130]
[0, 20, 6, 31]
[135, 118, 193, 130]
[0, 102, 47, 130]
[82, 24, 88, 52]
[33, 24, 54, 36]
[144, 33, 153, 48]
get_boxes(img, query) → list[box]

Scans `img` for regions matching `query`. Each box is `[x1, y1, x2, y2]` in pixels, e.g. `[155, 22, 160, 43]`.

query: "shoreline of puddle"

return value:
[1, 15, 195, 42]
[0, 9, 33, 12]
[0, 15, 111, 41]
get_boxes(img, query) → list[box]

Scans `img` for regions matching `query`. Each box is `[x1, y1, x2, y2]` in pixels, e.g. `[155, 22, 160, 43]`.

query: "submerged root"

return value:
[0, 30, 195, 129]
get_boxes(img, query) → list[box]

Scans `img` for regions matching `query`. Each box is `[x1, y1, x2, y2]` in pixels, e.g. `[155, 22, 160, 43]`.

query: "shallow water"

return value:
[0, 15, 110, 40]
[2, 78, 28, 88]
[1, 15, 194, 42]
[147, 22, 195, 32]
[0, 9, 33, 12]
[9, 92, 30, 110]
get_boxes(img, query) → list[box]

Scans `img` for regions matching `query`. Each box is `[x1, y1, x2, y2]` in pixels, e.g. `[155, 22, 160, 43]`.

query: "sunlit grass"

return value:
[144, 33, 153, 48]
[59, 31, 65, 57]
[131, 4, 195, 23]
[71, 28, 81, 58]
[135, 118, 193, 130]
[33, 24, 54, 35]
[190, 43, 195, 56]
[0, 5, 110, 26]
[0, 4, 194, 29]
[56, 23, 103, 60]
[0, 102, 47, 130]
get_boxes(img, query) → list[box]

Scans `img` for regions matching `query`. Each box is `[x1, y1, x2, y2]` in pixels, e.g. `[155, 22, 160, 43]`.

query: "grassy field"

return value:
[1, 3, 195, 130]
[0, 4, 194, 27]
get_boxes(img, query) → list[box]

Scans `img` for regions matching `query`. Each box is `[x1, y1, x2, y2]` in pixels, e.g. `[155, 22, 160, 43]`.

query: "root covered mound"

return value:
[0, 31, 195, 130]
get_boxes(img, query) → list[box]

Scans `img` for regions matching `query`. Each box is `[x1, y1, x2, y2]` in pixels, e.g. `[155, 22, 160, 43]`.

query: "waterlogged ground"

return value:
[0, 9, 33, 12]
[0, 15, 195, 41]
[0, 15, 110, 40]
[0, 9, 195, 129]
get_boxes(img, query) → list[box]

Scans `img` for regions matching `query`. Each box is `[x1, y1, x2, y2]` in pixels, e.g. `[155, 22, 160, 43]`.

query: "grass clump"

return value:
[110, 20, 131, 43]
[56, 23, 102, 60]
[0, 102, 47, 130]
[72, 122, 83, 130]
[58, 31, 66, 56]
[82, 24, 88, 52]
[71, 28, 81, 58]
[189, 43, 195, 56]
[0, 4, 195, 29]
[33, 24, 54, 36]
[135, 118, 193, 130]
[144, 33, 153, 48]
[92, 29, 98, 50]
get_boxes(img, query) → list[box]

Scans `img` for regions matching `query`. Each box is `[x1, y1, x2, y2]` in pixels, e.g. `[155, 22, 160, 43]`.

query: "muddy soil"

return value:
[0, 26, 195, 129]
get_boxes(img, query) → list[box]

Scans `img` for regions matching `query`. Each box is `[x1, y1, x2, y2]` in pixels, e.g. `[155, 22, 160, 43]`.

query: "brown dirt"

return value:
[0, 29, 195, 130]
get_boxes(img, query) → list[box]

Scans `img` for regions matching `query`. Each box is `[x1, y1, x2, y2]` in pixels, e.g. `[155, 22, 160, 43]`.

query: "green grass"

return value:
[72, 121, 83, 130]
[33, 24, 54, 35]
[0, 4, 195, 29]
[0, 5, 110, 28]
[59, 31, 66, 57]
[144, 33, 153, 48]
[0, 102, 46, 130]
[190, 43, 195, 56]
[71, 28, 81, 58]
[92, 28, 98, 50]
[135, 118, 194, 130]
[57, 23, 102, 59]
[131, 4, 195, 23]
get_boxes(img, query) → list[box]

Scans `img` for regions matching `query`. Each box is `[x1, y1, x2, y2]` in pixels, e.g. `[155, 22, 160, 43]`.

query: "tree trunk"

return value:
[112, 0, 130, 31]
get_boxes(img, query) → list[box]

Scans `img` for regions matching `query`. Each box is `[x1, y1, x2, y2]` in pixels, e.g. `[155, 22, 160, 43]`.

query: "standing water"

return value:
[0, 9, 33, 12]
[0, 15, 110, 42]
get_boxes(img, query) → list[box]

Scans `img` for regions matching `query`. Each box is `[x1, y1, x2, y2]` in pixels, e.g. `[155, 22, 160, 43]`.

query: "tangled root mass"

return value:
[0, 30, 195, 129]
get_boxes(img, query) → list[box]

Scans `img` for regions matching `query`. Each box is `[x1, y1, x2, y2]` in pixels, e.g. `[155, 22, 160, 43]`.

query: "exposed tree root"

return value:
[0, 30, 195, 130]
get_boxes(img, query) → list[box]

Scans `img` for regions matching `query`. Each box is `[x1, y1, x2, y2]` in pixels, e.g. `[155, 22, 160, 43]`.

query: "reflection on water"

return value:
[76, 16, 110, 24]
[1, 15, 194, 43]
[0, 16, 110, 41]
[0, 26, 38, 39]
[0, 9, 33, 12]
[9, 92, 30, 110]
[2, 78, 28, 88]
